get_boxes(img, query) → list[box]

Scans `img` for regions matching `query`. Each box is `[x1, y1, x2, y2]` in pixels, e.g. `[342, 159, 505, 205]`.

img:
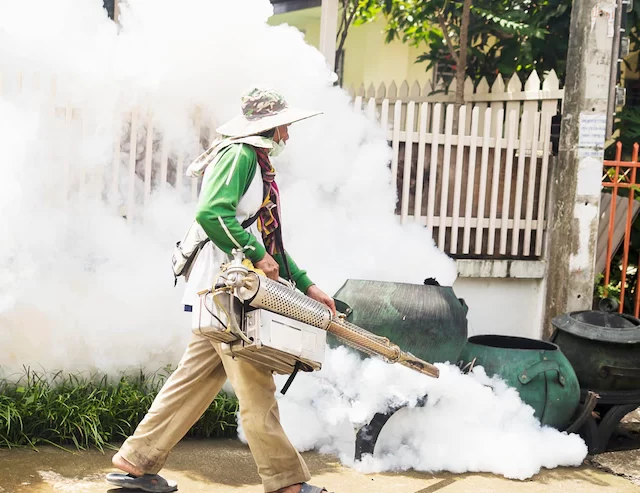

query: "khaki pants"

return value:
[118, 334, 311, 492]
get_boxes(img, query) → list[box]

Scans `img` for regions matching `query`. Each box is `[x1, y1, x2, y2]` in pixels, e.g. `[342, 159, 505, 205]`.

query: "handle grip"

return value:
[519, 359, 566, 387]
[599, 365, 640, 380]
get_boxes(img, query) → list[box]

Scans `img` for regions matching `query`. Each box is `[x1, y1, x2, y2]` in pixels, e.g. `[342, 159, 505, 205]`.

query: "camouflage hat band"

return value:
[243, 105, 288, 121]
[216, 87, 322, 138]
[241, 88, 289, 121]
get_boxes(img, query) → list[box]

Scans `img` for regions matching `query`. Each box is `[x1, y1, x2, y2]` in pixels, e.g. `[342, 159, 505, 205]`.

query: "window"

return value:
[432, 59, 456, 90]
[271, 0, 321, 15]
[624, 79, 640, 108]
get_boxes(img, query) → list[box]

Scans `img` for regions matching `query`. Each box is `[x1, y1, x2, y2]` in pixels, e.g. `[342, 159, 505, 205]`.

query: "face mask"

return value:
[269, 128, 286, 157]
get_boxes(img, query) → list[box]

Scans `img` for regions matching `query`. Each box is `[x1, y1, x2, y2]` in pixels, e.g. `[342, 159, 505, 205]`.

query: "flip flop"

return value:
[300, 483, 332, 493]
[105, 473, 178, 492]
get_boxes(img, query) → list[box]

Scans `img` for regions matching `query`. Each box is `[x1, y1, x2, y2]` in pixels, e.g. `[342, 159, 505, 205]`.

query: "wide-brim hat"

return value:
[216, 87, 322, 138]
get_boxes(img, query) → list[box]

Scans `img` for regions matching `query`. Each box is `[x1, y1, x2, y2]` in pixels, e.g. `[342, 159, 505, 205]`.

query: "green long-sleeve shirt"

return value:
[194, 143, 314, 294]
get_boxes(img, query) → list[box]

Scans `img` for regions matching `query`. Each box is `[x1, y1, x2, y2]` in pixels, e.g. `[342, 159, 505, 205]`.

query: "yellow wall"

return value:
[268, 8, 433, 90]
[269, 7, 322, 47]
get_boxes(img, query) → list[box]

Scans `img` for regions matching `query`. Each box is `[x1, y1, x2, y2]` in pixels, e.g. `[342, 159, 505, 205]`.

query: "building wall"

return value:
[268, 7, 433, 89]
[453, 278, 546, 340]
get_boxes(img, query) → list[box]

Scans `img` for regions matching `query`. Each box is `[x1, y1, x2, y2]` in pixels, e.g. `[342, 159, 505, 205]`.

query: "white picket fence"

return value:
[108, 107, 211, 221]
[350, 70, 563, 258]
[1, 69, 562, 260]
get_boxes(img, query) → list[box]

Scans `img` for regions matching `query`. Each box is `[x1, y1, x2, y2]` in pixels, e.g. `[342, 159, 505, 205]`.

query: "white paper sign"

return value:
[578, 112, 606, 158]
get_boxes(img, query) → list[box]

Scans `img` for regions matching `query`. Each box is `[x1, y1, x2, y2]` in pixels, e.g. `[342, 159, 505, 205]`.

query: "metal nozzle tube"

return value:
[235, 274, 439, 378]
[327, 319, 440, 378]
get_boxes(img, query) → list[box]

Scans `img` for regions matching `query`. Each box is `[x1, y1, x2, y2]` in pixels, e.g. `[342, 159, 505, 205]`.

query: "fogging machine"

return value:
[195, 250, 439, 383]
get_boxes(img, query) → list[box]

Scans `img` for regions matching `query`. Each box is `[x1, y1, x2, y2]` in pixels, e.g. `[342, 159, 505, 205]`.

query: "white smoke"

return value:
[240, 348, 588, 481]
[0, 99, 191, 374]
[0, 0, 456, 374]
[0, 0, 587, 480]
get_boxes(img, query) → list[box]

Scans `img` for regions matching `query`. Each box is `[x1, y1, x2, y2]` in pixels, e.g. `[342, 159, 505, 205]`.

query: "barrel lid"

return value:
[552, 299, 640, 344]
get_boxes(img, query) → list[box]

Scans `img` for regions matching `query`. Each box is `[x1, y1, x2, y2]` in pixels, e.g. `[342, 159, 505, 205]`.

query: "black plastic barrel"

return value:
[551, 300, 640, 391]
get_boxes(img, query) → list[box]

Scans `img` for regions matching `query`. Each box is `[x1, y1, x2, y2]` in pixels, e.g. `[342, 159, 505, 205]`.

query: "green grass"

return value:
[0, 366, 239, 452]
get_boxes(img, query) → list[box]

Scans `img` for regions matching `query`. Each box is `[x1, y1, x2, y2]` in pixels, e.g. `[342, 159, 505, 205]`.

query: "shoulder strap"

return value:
[274, 222, 293, 283]
[241, 212, 260, 229]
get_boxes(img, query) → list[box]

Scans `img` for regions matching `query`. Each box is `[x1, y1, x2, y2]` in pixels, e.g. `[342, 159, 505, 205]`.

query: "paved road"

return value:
[0, 439, 638, 493]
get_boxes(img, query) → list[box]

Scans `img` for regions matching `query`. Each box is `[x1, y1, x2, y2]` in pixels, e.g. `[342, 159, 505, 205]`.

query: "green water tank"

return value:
[333, 279, 469, 364]
[459, 335, 580, 430]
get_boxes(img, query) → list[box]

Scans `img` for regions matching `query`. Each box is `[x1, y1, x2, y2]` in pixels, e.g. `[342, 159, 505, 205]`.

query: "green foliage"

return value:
[0, 367, 238, 451]
[351, 0, 571, 85]
[605, 6, 640, 159]
[617, 107, 640, 148]
[336, 1, 386, 84]
[606, 107, 640, 160]
[594, 272, 622, 306]
[349, 0, 383, 26]
[625, 7, 640, 64]
[593, 189, 640, 313]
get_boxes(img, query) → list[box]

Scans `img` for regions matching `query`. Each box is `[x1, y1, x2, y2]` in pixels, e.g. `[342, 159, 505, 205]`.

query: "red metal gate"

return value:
[602, 142, 640, 315]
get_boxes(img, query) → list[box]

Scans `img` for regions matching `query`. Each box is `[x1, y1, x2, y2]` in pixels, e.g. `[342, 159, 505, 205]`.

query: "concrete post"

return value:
[543, 0, 618, 337]
[319, 0, 339, 72]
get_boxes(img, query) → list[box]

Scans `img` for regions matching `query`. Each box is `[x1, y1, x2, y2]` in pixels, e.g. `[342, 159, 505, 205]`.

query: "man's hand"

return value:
[254, 253, 280, 280]
[306, 285, 336, 316]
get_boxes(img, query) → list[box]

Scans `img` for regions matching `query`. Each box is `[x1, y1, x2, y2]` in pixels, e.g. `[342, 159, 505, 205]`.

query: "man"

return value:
[106, 88, 335, 493]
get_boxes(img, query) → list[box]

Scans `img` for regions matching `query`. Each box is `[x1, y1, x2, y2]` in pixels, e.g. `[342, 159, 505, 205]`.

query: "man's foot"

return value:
[112, 451, 145, 477]
[273, 483, 329, 493]
[272, 484, 302, 493]
[105, 473, 177, 493]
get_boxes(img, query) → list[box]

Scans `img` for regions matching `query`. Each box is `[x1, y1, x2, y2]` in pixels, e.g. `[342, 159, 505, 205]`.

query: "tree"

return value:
[335, 0, 381, 86]
[355, 0, 571, 102]
[335, 1, 572, 99]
